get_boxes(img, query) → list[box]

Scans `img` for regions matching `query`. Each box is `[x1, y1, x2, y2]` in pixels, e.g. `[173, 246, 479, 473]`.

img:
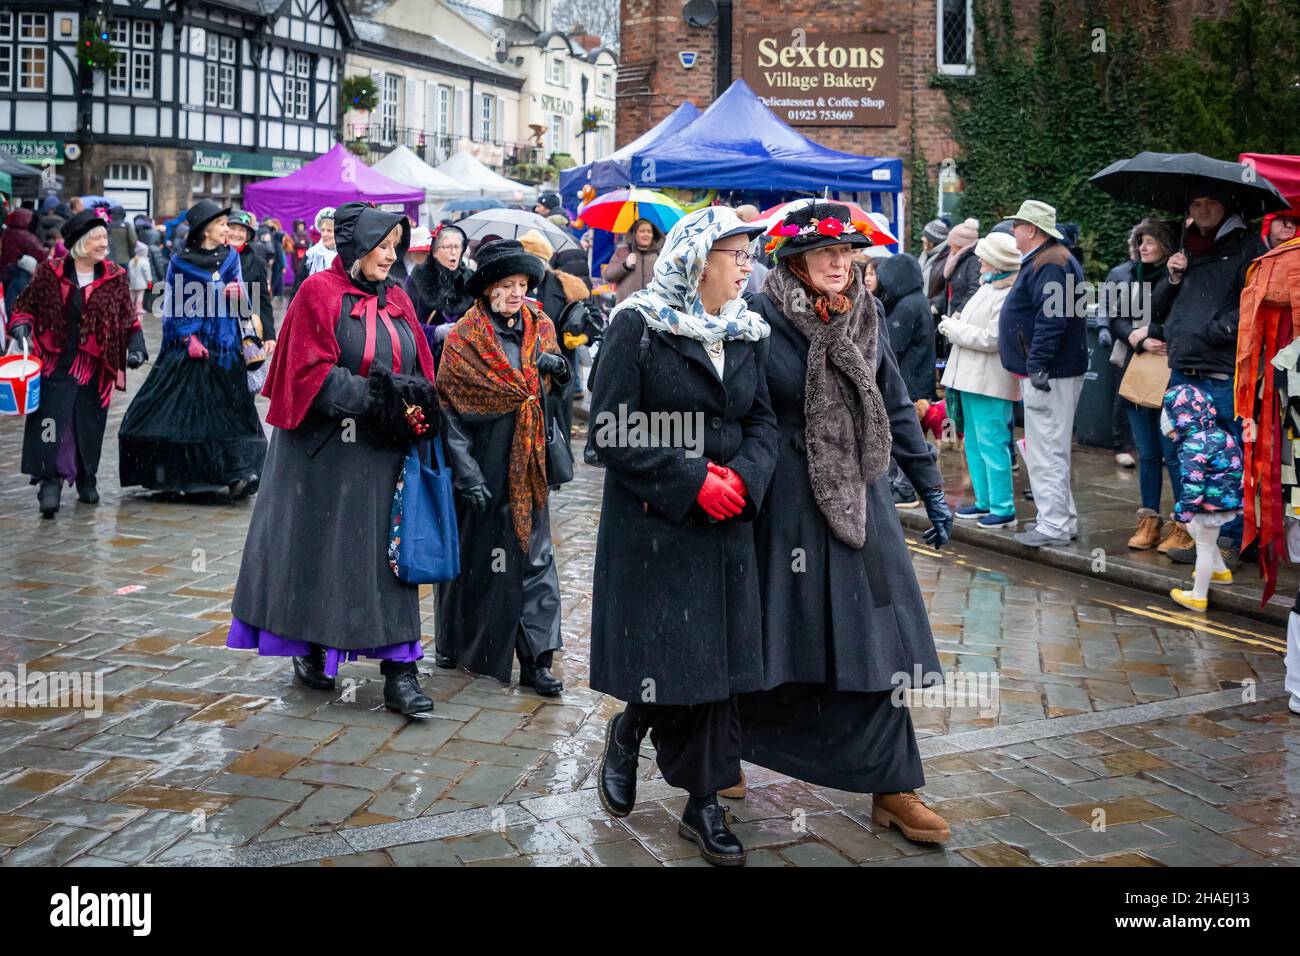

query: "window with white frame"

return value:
[937, 0, 974, 75]
[107, 19, 154, 96]
[548, 113, 565, 154]
[437, 85, 451, 136]
[479, 93, 494, 142]
[204, 32, 236, 109]
[379, 73, 399, 142]
[285, 51, 311, 120]
[548, 56, 565, 85]
[597, 71, 610, 97]
[17, 12, 48, 92]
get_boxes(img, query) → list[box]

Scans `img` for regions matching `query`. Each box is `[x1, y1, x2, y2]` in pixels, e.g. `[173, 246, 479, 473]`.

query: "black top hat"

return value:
[467, 239, 545, 299]
[62, 208, 110, 248]
[770, 201, 872, 259]
[185, 199, 232, 247]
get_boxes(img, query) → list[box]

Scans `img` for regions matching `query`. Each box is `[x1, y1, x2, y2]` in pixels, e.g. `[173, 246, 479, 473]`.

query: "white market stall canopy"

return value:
[371, 145, 462, 197]
[432, 151, 535, 202]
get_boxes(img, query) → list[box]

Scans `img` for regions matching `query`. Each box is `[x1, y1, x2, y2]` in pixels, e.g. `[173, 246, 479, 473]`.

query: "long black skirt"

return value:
[20, 372, 108, 484]
[118, 346, 267, 494]
[738, 684, 925, 793]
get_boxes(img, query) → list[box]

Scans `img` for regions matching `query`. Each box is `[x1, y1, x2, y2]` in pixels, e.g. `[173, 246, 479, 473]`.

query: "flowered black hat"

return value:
[765, 201, 873, 259]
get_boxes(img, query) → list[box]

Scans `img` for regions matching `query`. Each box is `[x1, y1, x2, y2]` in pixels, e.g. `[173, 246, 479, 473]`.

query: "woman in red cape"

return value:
[227, 203, 441, 717]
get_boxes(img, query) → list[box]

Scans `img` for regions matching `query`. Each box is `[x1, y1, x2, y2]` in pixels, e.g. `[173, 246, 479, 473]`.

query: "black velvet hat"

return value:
[770, 201, 872, 259]
[62, 208, 110, 248]
[467, 239, 545, 298]
[185, 198, 232, 247]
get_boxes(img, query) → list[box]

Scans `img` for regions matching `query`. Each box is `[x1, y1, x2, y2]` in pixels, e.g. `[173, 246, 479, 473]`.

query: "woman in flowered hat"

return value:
[738, 200, 954, 845]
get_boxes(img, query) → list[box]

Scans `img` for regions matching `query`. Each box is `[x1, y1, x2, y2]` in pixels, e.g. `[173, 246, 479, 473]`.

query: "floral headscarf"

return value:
[610, 206, 769, 345]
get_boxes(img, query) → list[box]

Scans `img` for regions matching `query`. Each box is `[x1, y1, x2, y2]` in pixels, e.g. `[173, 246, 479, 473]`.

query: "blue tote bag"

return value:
[387, 437, 460, 584]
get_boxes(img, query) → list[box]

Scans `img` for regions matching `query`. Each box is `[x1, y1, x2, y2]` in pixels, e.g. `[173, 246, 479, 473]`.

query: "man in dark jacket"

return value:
[1156, 191, 1267, 563]
[998, 199, 1088, 548]
[105, 205, 137, 267]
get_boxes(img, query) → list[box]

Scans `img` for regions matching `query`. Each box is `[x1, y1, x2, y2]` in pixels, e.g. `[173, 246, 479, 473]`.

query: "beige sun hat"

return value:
[1009, 199, 1064, 240]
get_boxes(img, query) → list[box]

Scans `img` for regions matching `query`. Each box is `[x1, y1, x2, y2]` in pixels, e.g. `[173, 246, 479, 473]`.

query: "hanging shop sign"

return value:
[741, 32, 899, 127]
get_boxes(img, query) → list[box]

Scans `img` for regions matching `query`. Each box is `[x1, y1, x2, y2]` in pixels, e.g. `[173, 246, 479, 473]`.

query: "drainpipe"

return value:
[714, 0, 732, 99]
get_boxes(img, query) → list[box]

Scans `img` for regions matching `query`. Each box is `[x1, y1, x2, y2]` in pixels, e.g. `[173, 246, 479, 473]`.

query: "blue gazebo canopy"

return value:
[560, 102, 702, 206]
[630, 80, 901, 194]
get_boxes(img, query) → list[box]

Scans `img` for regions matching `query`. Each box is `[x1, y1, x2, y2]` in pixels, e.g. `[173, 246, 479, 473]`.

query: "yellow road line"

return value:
[1097, 599, 1286, 652]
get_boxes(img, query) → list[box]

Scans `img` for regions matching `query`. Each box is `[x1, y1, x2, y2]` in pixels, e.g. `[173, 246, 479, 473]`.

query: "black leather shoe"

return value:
[679, 797, 746, 866]
[518, 656, 563, 696]
[383, 663, 434, 717]
[75, 475, 99, 504]
[434, 651, 458, 669]
[292, 645, 336, 691]
[37, 479, 61, 519]
[598, 713, 639, 818]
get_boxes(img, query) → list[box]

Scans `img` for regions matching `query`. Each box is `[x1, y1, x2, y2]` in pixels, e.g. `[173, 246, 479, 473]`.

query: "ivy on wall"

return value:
[934, 0, 1300, 277]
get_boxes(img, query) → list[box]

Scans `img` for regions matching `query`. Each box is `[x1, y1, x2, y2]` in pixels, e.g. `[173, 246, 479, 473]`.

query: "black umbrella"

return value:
[1089, 151, 1289, 218]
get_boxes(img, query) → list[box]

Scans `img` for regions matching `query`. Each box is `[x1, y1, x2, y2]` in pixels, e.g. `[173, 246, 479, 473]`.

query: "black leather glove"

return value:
[463, 483, 491, 512]
[9, 324, 32, 350]
[126, 350, 146, 369]
[920, 487, 953, 550]
[1097, 327, 1113, 349]
[536, 351, 567, 377]
[1029, 368, 1051, 392]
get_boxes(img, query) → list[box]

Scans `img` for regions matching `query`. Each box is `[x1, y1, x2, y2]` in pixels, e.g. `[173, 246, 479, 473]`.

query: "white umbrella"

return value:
[456, 208, 578, 252]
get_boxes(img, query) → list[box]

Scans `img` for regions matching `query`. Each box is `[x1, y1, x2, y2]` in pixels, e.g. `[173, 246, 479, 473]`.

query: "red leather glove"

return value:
[187, 335, 210, 361]
[707, 461, 749, 501]
[696, 469, 744, 520]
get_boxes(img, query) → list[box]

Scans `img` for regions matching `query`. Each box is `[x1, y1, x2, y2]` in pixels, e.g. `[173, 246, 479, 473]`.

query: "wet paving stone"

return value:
[1, 400, 1295, 866]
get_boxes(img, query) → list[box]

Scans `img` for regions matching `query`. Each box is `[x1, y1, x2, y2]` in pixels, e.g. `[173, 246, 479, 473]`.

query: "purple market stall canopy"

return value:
[243, 144, 423, 228]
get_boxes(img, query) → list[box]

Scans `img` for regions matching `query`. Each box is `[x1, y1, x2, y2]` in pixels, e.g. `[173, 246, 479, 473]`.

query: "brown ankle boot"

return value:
[719, 769, 746, 800]
[872, 791, 950, 844]
[1128, 510, 1163, 550]
[1158, 522, 1193, 555]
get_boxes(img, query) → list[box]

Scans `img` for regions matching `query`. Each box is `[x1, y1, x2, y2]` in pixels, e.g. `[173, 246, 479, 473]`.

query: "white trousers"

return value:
[1020, 375, 1084, 539]
[1287, 612, 1300, 710]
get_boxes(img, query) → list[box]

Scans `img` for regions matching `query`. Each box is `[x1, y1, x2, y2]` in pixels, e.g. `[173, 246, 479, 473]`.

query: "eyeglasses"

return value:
[711, 248, 756, 267]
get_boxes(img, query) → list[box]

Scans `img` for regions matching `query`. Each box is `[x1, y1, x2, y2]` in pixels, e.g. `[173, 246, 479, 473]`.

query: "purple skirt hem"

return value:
[227, 617, 423, 677]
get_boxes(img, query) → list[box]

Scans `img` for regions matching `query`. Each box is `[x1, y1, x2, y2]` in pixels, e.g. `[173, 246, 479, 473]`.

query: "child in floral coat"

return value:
[1162, 383, 1244, 612]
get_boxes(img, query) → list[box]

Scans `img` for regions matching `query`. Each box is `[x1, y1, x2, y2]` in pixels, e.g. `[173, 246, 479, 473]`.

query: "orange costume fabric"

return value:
[1234, 236, 1300, 600]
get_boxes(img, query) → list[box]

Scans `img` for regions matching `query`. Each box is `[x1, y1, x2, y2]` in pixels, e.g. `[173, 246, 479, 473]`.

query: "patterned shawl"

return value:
[436, 299, 560, 551]
[610, 206, 769, 345]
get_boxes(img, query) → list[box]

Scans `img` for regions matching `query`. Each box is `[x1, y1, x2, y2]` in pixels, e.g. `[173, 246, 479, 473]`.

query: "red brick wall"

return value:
[617, 0, 1233, 201]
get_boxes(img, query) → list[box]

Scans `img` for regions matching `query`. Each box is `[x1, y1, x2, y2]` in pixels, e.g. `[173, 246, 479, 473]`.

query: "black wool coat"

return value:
[588, 306, 779, 706]
[745, 292, 944, 693]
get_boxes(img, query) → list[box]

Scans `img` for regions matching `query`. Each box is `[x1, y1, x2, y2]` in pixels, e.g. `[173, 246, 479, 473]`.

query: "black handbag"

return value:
[544, 390, 574, 486]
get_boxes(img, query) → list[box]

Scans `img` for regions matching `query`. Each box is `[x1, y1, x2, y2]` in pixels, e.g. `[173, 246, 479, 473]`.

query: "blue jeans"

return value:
[1162, 370, 1242, 549]
[1125, 400, 1181, 512]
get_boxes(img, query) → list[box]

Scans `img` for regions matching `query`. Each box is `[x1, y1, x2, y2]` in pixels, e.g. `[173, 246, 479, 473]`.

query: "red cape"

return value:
[262, 256, 436, 430]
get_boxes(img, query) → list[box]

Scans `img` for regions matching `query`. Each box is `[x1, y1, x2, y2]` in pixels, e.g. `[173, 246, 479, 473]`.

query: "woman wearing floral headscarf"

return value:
[589, 207, 778, 866]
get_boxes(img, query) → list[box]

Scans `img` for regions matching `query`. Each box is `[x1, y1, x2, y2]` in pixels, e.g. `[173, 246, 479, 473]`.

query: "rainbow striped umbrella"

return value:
[578, 187, 685, 234]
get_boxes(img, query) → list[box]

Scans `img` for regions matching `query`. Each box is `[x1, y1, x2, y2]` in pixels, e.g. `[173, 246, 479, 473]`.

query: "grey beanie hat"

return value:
[922, 219, 950, 244]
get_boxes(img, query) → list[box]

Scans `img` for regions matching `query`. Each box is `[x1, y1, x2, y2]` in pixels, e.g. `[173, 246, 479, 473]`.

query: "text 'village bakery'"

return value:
[742, 32, 900, 127]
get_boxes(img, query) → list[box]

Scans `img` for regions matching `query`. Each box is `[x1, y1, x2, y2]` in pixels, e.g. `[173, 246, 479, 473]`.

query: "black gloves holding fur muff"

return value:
[360, 365, 440, 448]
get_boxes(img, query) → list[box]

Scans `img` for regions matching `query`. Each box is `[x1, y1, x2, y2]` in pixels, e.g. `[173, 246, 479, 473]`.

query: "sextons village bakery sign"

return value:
[741, 31, 899, 127]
